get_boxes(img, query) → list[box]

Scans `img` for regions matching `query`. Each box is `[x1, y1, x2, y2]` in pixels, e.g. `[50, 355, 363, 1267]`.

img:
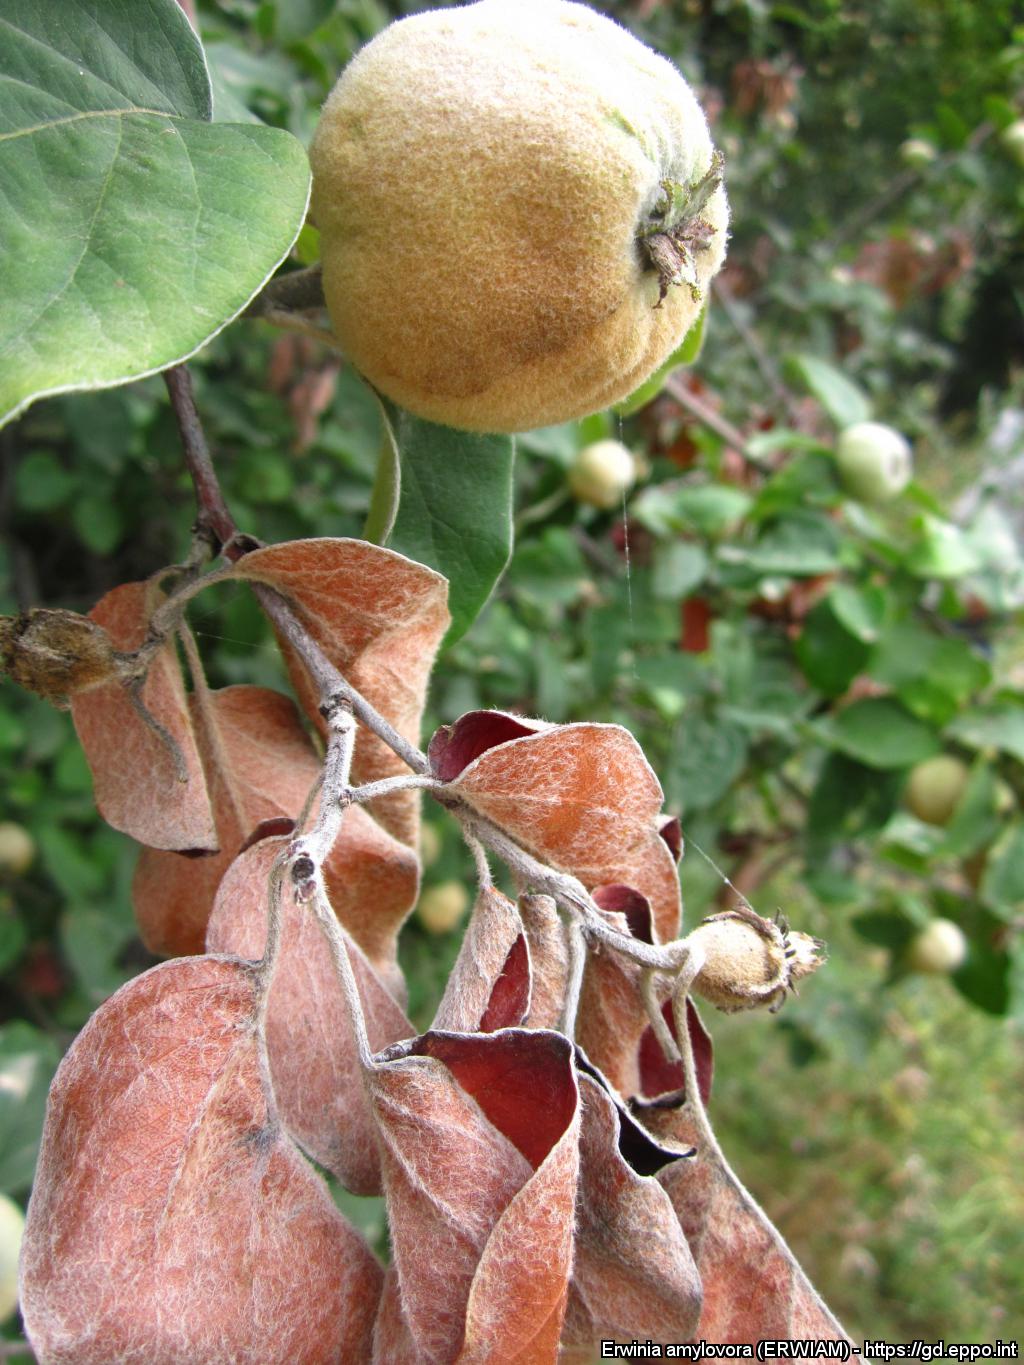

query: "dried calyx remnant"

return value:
[639, 152, 726, 308]
[686, 904, 825, 1013]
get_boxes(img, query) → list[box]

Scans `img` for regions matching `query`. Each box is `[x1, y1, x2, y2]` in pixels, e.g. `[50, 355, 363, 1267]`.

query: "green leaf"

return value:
[979, 822, 1024, 918]
[633, 483, 752, 538]
[666, 709, 748, 811]
[380, 403, 515, 645]
[0, 1021, 60, 1193]
[851, 910, 917, 951]
[612, 303, 709, 417]
[719, 509, 843, 576]
[651, 541, 708, 600]
[947, 702, 1024, 764]
[904, 515, 983, 580]
[869, 621, 991, 727]
[794, 598, 870, 697]
[827, 582, 889, 643]
[0, 0, 311, 428]
[807, 752, 903, 857]
[782, 353, 872, 428]
[813, 698, 941, 770]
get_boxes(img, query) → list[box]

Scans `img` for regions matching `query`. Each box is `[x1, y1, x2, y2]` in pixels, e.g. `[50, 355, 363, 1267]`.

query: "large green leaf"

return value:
[812, 698, 940, 770]
[0, 0, 311, 427]
[377, 402, 515, 645]
[782, 353, 872, 428]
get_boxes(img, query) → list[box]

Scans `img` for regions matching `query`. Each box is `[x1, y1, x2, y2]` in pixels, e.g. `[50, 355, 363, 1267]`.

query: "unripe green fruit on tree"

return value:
[309, 0, 728, 434]
[0, 1192, 24, 1322]
[906, 918, 968, 975]
[834, 421, 912, 504]
[569, 440, 637, 509]
[417, 880, 470, 935]
[998, 120, 1024, 169]
[899, 138, 937, 169]
[0, 821, 35, 876]
[905, 754, 970, 826]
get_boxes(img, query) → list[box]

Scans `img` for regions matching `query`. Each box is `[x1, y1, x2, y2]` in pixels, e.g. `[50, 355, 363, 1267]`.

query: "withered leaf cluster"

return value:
[17, 539, 847, 1363]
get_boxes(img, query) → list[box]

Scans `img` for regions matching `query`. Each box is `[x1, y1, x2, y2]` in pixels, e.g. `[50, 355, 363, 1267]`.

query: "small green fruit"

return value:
[309, 0, 728, 433]
[0, 822, 35, 876]
[907, 918, 967, 975]
[905, 754, 970, 826]
[835, 421, 912, 504]
[417, 881, 470, 935]
[569, 440, 636, 509]
[0, 1192, 24, 1322]
[899, 138, 937, 169]
[998, 119, 1024, 169]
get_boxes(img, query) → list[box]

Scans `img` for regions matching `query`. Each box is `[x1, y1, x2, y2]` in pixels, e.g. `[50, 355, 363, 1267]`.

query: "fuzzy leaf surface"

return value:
[20, 956, 382, 1364]
[132, 685, 321, 954]
[70, 581, 216, 851]
[648, 1109, 850, 1348]
[368, 1028, 580, 1363]
[434, 716, 682, 941]
[206, 837, 414, 1193]
[230, 537, 449, 845]
[433, 886, 529, 1034]
[0, 0, 310, 427]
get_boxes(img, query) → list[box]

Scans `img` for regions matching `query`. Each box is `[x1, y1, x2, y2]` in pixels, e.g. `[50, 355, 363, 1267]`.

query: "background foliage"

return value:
[1, 0, 1023, 1347]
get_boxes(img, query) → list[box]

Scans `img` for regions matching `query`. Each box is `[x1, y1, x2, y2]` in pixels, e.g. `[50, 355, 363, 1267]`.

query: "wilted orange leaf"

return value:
[519, 894, 569, 1031]
[369, 1028, 580, 1363]
[650, 1109, 850, 1347]
[132, 685, 320, 955]
[71, 581, 216, 852]
[564, 1073, 701, 1351]
[433, 886, 529, 1033]
[230, 538, 449, 846]
[432, 716, 682, 941]
[577, 885, 656, 1099]
[206, 837, 414, 1194]
[20, 956, 382, 1364]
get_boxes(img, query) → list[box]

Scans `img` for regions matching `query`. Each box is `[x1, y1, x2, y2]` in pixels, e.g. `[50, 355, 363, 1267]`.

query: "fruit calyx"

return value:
[639, 152, 725, 308]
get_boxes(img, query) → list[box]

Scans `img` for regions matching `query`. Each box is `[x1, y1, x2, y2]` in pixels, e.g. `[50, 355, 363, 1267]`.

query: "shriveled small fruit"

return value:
[569, 440, 637, 509]
[417, 881, 471, 935]
[907, 918, 967, 974]
[905, 754, 969, 826]
[0, 1192, 24, 1322]
[0, 821, 35, 876]
[685, 906, 824, 1013]
[834, 421, 912, 504]
[309, 0, 728, 433]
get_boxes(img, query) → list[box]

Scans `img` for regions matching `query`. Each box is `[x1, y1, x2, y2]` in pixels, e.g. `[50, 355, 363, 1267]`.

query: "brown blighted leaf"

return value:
[576, 885, 654, 1100]
[206, 837, 413, 1194]
[132, 685, 319, 955]
[230, 538, 449, 846]
[562, 1073, 701, 1353]
[647, 1108, 850, 1347]
[434, 717, 682, 941]
[636, 998, 715, 1106]
[1, 607, 121, 705]
[519, 894, 569, 1030]
[433, 885, 529, 1033]
[322, 806, 420, 990]
[20, 956, 382, 1364]
[68, 583, 217, 851]
[368, 1028, 580, 1363]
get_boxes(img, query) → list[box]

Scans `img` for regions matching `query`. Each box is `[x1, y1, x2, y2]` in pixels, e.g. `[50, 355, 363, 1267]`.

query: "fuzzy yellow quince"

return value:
[309, 0, 728, 433]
